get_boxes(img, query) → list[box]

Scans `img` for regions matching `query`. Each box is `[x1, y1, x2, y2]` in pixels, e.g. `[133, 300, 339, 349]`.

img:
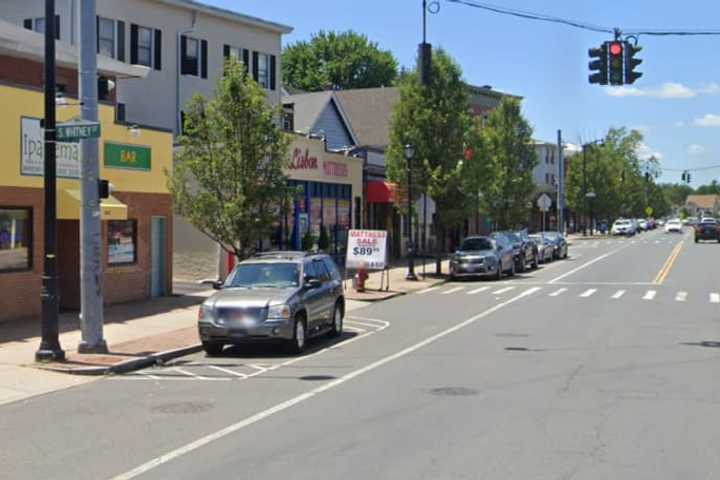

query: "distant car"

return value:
[694, 221, 720, 243]
[701, 217, 717, 224]
[611, 219, 636, 236]
[515, 230, 540, 270]
[646, 218, 657, 230]
[657, 219, 666, 227]
[541, 231, 568, 259]
[451, 236, 515, 280]
[665, 219, 683, 233]
[198, 252, 345, 355]
[497, 230, 538, 272]
[638, 219, 649, 231]
[529, 234, 554, 263]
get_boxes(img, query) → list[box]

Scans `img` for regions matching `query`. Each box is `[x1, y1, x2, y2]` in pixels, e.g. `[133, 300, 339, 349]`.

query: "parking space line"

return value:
[467, 286, 490, 295]
[675, 291, 687, 302]
[548, 288, 567, 297]
[611, 290, 626, 299]
[343, 325, 367, 333]
[173, 367, 211, 380]
[442, 287, 465, 295]
[208, 365, 248, 378]
[492, 287, 515, 295]
[643, 290, 657, 300]
[710, 293, 720, 304]
[579, 289, 597, 298]
[418, 287, 440, 294]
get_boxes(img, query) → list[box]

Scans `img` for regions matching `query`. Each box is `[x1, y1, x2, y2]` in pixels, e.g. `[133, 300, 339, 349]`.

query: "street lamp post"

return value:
[405, 144, 418, 281]
[586, 191, 597, 235]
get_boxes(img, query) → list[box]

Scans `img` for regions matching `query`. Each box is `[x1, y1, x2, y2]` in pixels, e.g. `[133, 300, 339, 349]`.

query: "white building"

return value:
[1, 0, 291, 135]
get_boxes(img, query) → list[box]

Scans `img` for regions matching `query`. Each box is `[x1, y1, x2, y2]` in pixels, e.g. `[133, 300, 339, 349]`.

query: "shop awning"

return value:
[58, 189, 128, 221]
[367, 180, 400, 203]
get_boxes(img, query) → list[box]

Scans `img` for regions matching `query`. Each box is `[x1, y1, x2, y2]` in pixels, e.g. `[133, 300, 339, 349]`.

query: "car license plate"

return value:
[229, 329, 247, 337]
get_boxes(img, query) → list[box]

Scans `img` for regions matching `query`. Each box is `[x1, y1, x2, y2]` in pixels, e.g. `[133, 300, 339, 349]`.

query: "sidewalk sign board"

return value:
[346, 229, 388, 270]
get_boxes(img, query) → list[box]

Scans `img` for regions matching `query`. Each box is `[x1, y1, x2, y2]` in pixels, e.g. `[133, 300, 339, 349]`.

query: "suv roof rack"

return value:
[251, 251, 318, 260]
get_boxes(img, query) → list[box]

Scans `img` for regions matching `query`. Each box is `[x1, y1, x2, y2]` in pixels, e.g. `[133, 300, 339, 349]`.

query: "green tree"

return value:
[282, 30, 398, 92]
[167, 59, 293, 261]
[473, 98, 537, 229]
[695, 180, 720, 195]
[386, 49, 473, 268]
[659, 183, 693, 207]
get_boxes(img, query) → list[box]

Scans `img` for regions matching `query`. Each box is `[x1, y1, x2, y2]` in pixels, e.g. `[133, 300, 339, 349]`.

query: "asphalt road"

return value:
[2, 228, 719, 480]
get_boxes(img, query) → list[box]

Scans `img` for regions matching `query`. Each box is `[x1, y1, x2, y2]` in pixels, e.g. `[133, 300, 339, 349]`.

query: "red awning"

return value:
[367, 181, 397, 203]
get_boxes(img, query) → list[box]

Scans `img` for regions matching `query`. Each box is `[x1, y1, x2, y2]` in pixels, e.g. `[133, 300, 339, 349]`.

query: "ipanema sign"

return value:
[21, 117, 81, 178]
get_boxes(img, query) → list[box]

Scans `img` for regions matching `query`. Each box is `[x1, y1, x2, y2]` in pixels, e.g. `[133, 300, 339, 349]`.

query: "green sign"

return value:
[57, 121, 101, 142]
[645, 206, 653, 217]
[104, 142, 151, 171]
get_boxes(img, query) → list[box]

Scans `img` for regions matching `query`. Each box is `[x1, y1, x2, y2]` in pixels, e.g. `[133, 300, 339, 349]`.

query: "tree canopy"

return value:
[282, 30, 398, 92]
[167, 59, 293, 261]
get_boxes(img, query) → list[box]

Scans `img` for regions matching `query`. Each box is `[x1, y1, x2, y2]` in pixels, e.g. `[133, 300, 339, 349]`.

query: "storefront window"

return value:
[108, 220, 137, 265]
[0, 208, 32, 272]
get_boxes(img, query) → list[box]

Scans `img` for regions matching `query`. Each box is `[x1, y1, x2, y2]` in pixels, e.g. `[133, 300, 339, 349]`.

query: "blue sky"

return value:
[207, 0, 720, 186]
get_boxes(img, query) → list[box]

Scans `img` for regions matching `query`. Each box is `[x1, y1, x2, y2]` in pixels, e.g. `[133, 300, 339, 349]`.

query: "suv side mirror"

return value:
[201, 279, 224, 290]
[305, 278, 322, 289]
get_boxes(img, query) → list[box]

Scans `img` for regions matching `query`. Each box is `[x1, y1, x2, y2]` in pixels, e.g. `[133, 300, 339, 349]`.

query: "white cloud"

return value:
[636, 143, 663, 160]
[694, 114, 720, 127]
[607, 82, 720, 100]
[687, 144, 708, 155]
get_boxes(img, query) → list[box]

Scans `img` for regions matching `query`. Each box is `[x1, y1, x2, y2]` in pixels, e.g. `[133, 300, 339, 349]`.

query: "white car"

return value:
[611, 219, 636, 236]
[701, 217, 717, 224]
[638, 219, 648, 231]
[665, 219, 683, 233]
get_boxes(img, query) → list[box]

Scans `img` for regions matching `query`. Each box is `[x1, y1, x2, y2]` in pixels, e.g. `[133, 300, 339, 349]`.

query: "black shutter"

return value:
[130, 24, 138, 64]
[54, 15, 60, 40]
[180, 35, 188, 74]
[96, 16, 100, 53]
[201, 39, 208, 79]
[117, 21, 126, 62]
[270, 54, 277, 91]
[242, 49, 250, 74]
[23, 19, 32, 30]
[154, 29, 162, 70]
[252, 51, 259, 81]
[223, 45, 230, 74]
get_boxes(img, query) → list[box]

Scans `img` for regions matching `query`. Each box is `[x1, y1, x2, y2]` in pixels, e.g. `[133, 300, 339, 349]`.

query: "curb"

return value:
[345, 291, 406, 303]
[36, 343, 203, 376]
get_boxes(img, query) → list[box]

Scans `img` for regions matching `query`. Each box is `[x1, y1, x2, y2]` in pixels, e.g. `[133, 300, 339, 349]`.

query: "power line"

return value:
[445, 0, 720, 37]
[663, 165, 720, 172]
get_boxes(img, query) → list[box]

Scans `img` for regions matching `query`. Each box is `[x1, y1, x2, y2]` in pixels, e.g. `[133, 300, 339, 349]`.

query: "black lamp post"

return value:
[405, 144, 418, 281]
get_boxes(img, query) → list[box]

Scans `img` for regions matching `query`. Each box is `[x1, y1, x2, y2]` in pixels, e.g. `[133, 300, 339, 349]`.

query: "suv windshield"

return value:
[460, 238, 493, 251]
[224, 262, 300, 289]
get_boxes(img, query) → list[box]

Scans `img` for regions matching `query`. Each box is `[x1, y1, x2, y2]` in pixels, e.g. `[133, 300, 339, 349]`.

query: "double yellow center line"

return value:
[654, 241, 684, 285]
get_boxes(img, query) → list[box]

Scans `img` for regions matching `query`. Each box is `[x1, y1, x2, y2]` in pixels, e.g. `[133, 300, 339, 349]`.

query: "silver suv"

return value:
[198, 252, 345, 355]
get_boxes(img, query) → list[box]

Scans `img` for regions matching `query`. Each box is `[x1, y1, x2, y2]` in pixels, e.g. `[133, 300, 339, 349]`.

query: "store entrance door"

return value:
[150, 216, 167, 297]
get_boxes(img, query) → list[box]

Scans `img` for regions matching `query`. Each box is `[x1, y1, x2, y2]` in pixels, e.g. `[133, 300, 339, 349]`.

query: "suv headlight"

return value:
[267, 304, 291, 321]
[198, 304, 214, 322]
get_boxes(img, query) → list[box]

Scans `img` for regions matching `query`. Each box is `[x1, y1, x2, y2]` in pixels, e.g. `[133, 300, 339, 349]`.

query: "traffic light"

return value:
[98, 179, 110, 199]
[624, 42, 643, 85]
[608, 41, 624, 86]
[588, 43, 608, 85]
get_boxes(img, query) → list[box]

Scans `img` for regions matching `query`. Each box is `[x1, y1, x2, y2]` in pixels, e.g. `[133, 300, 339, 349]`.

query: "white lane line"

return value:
[467, 286, 491, 295]
[343, 325, 367, 333]
[347, 316, 391, 328]
[548, 243, 630, 284]
[618, 240, 625, 244]
[579, 289, 597, 298]
[109, 287, 542, 480]
[631, 240, 637, 244]
[675, 291, 687, 302]
[208, 365, 248, 378]
[418, 287, 440, 294]
[492, 287, 515, 295]
[173, 367, 210, 380]
[248, 364, 268, 373]
[643, 290, 657, 300]
[139, 372, 160, 380]
[655, 240, 661, 244]
[611, 290, 626, 299]
[344, 320, 384, 329]
[710, 293, 720, 304]
[549, 288, 568, 297]
[442, 287, 465, 295]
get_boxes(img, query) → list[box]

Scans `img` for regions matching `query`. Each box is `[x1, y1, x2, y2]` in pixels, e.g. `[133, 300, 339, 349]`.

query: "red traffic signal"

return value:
[609, 42, 623, 56]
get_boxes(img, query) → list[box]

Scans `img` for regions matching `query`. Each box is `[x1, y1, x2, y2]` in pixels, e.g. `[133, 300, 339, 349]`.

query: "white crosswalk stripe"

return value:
[418, 286, 440, 294]
[492, 287, 515, 295]
[442, 287, 465, 295]
[467, 286, 491, 295]
[611, 290, 626, 299]
[548, 288, 568, 297]
[643, 290, 657, 300]
[579, 289, 597, 298]
[710, 293, 720, 304]
[675, 291, 687, 302]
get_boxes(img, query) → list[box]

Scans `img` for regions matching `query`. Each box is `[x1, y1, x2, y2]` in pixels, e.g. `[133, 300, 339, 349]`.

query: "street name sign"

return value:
[537, 193, 552, 212]
[346, 229, 388, 270]
[56, 121, 101, 142]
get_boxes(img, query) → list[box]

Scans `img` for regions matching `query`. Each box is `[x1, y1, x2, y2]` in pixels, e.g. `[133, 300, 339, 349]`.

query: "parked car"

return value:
[450, 236, 515, 280]
[694, 220, 720, 243]
[515, 230, 540, 270]
[701, 217, 717, 224]
[646, 218, 657, 230]
[611, 219, 636, 236]
[529, 234, 554, 263]
[198, 251, 345, 355]
[637, 219, 648, 231]
[496, 230, 538, 272]
[541, 231, 568, 259]
[665, 219, 683, 233]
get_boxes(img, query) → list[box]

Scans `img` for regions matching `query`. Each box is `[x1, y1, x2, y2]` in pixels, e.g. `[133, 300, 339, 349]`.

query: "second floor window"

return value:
[98, 17, 115, 58]
[181, 36, 207, 77]
[136, 26, 152, 66]
[257, 53, 269, 88]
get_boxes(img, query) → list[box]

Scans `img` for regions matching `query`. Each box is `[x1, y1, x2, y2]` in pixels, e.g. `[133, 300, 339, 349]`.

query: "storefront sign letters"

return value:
[104, 142, 152, 171]
[21, 117, 81, 178]
[323, 161, 348, 178]
[289, 148, 318, 170]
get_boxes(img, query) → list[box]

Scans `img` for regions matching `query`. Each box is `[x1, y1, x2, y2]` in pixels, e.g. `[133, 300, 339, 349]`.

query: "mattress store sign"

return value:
[21, 117, 80, 178]
[288, 147, 348, 178]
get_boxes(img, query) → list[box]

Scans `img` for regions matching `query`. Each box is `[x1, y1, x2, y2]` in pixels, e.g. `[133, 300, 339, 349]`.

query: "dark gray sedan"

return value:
[450, 236, 515, 280]
[198, 252, 345, 355]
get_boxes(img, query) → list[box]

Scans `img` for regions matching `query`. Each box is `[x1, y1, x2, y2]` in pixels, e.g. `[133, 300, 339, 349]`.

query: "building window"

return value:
[257, 53, 269, 88]
[0, 208, 32, 273]
[136, 26, 152, 67]
[545, 173, 550, 184]
[108, 220, 137, 265]
[25, 16, 60, 39]
[98, 17, 115, 58]
[182, 36, 199, 76]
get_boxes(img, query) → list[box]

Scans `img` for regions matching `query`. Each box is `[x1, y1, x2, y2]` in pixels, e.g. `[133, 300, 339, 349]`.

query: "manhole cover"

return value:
[151, 401, 214, 414]
[429, 387, 479, 397]
[299, 375, 336, 381]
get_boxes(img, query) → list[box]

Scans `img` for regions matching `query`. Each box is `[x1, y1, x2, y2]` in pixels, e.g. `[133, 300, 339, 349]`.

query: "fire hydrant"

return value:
[355, 267, 369, 293]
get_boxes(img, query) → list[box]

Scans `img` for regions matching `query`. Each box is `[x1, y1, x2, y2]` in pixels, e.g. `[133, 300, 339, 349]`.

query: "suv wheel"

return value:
[517, 255, 525, 273]
[202, 342, 223, 356]
[508, 260, 516, 277]
[532, 253, 539, 269]
[289, 315, 307, 354]
[329, 301, 343, 338]
[495, 263, 502, 281]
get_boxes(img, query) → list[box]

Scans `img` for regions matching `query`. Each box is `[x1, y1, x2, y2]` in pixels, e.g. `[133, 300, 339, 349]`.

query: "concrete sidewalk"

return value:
[343, 258, 450, 301]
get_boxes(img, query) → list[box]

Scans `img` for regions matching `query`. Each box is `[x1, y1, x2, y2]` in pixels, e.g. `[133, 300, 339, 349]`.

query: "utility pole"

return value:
[582, 144, 587, 237]
[36, 0, 65, 362]
[78, 0, 107, 353]
[557, 130, 564, 234]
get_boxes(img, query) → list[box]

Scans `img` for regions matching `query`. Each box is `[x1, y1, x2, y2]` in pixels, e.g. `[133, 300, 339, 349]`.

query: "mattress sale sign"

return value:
[346, 230, 388, 270]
